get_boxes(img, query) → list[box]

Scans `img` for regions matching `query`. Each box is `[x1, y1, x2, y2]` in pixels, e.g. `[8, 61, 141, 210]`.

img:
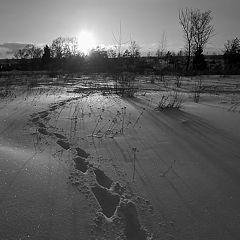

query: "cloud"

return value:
[0, 43, 28, 59]
[0, 47, 12, 59]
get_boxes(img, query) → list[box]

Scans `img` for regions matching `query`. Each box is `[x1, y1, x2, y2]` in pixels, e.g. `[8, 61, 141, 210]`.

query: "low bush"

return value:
[155, 90, 184, 111]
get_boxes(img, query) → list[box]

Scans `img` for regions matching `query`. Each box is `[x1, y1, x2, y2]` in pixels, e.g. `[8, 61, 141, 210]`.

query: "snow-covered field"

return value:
[1, 75, 240, 240]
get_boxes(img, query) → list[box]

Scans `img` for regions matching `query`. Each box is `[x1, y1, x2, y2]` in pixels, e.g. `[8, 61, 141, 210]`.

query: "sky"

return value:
[0, 0, 239, 58]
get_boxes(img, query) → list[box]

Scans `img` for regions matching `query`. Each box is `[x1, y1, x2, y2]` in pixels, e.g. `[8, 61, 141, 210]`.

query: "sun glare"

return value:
[77, 30, 96, 54]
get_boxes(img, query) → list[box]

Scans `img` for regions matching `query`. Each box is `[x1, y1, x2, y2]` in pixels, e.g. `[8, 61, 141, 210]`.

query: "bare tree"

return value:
[179, 8, 214, 71]
[107, 48, 117, 58]
[111, 23, 139, 97]
[224, 37, 240, 54]
[63, 37, 79, 57]
[14, 44, 43, 59]
[112, 21, 125, 57]
[129, 40, 140, 58]
[192, 9, 214, 52]
[223, 37, 240, 70]
[179, 8, 194, 71]
[156, 31, 167, 58]
[50, 37, 80, 59]
[51, 37, 65, 59]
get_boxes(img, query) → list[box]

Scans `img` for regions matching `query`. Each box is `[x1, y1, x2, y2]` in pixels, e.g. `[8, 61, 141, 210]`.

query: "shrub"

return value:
[155, 90, 184, 111]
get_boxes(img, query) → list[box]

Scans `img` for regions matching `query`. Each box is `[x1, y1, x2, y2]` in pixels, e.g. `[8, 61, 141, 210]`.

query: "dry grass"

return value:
[155, 90, 184, 111]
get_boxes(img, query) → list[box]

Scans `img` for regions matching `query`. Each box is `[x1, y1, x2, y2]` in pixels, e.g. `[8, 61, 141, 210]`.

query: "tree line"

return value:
[8, 8, 240, 74]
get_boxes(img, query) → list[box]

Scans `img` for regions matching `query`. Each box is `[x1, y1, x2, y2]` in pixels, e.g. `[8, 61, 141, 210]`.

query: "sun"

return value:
[77, 30, 96, 54]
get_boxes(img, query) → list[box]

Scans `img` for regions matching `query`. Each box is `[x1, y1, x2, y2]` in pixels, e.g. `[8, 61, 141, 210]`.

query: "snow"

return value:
[1, 75, 240, 239]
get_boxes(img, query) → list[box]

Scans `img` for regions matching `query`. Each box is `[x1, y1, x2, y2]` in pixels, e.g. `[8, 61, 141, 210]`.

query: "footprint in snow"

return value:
[54, 133, 67, 140]
[73, 157, 89, 173]
[93, 168, 113, 189]
[38, 128, 49, 135]
[91, 185, 120, 218]
[57, 139, 70, 150]
[76, 147, 90, 158]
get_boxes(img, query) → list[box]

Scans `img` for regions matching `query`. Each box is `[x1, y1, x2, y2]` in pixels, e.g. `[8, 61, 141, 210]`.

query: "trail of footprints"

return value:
[30, 99, 152, 240]
[70, 148, 151, 240]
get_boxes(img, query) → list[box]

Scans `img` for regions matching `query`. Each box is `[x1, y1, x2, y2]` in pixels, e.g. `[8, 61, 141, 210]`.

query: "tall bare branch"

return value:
[192, 9, 214, 51]
[179, 8, 194, 71]
[179, 8, 214, 71]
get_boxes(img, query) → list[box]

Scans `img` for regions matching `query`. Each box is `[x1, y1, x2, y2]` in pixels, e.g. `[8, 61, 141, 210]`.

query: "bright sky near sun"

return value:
[0, 0, 239, 58]
[77, 30, 96, 54]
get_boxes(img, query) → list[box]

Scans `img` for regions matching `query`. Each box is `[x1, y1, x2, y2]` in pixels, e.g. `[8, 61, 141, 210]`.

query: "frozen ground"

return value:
[0, 74, 240, 240]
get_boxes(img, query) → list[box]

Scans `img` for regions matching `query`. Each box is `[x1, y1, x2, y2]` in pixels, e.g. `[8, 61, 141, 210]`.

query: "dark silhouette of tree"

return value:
[129, 40, 140, 58]
[179, 8, 194, 71]
[192, 10, 214, 53]
[224, 37, 240, 53]
[63, 37, 79, 57]
[123, 49, 131, 58]
[14, 44, 43, 59]
[223, 37, 240, 71]
[14, 48, 26, 59]
[50, 37, 81, 70]
[89, 46, 108, 59]
[179, 8, 214, 71]
[121, 41, 140, 59]
[88, 46, 108, 72]
[42, 45, 51, 66]
[13, 44, 43, 70]
[50, 37, 81, 58]
[107, 48, 117, 58]
[50, 37, 65, 59]
[193, 47, 207, 71]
